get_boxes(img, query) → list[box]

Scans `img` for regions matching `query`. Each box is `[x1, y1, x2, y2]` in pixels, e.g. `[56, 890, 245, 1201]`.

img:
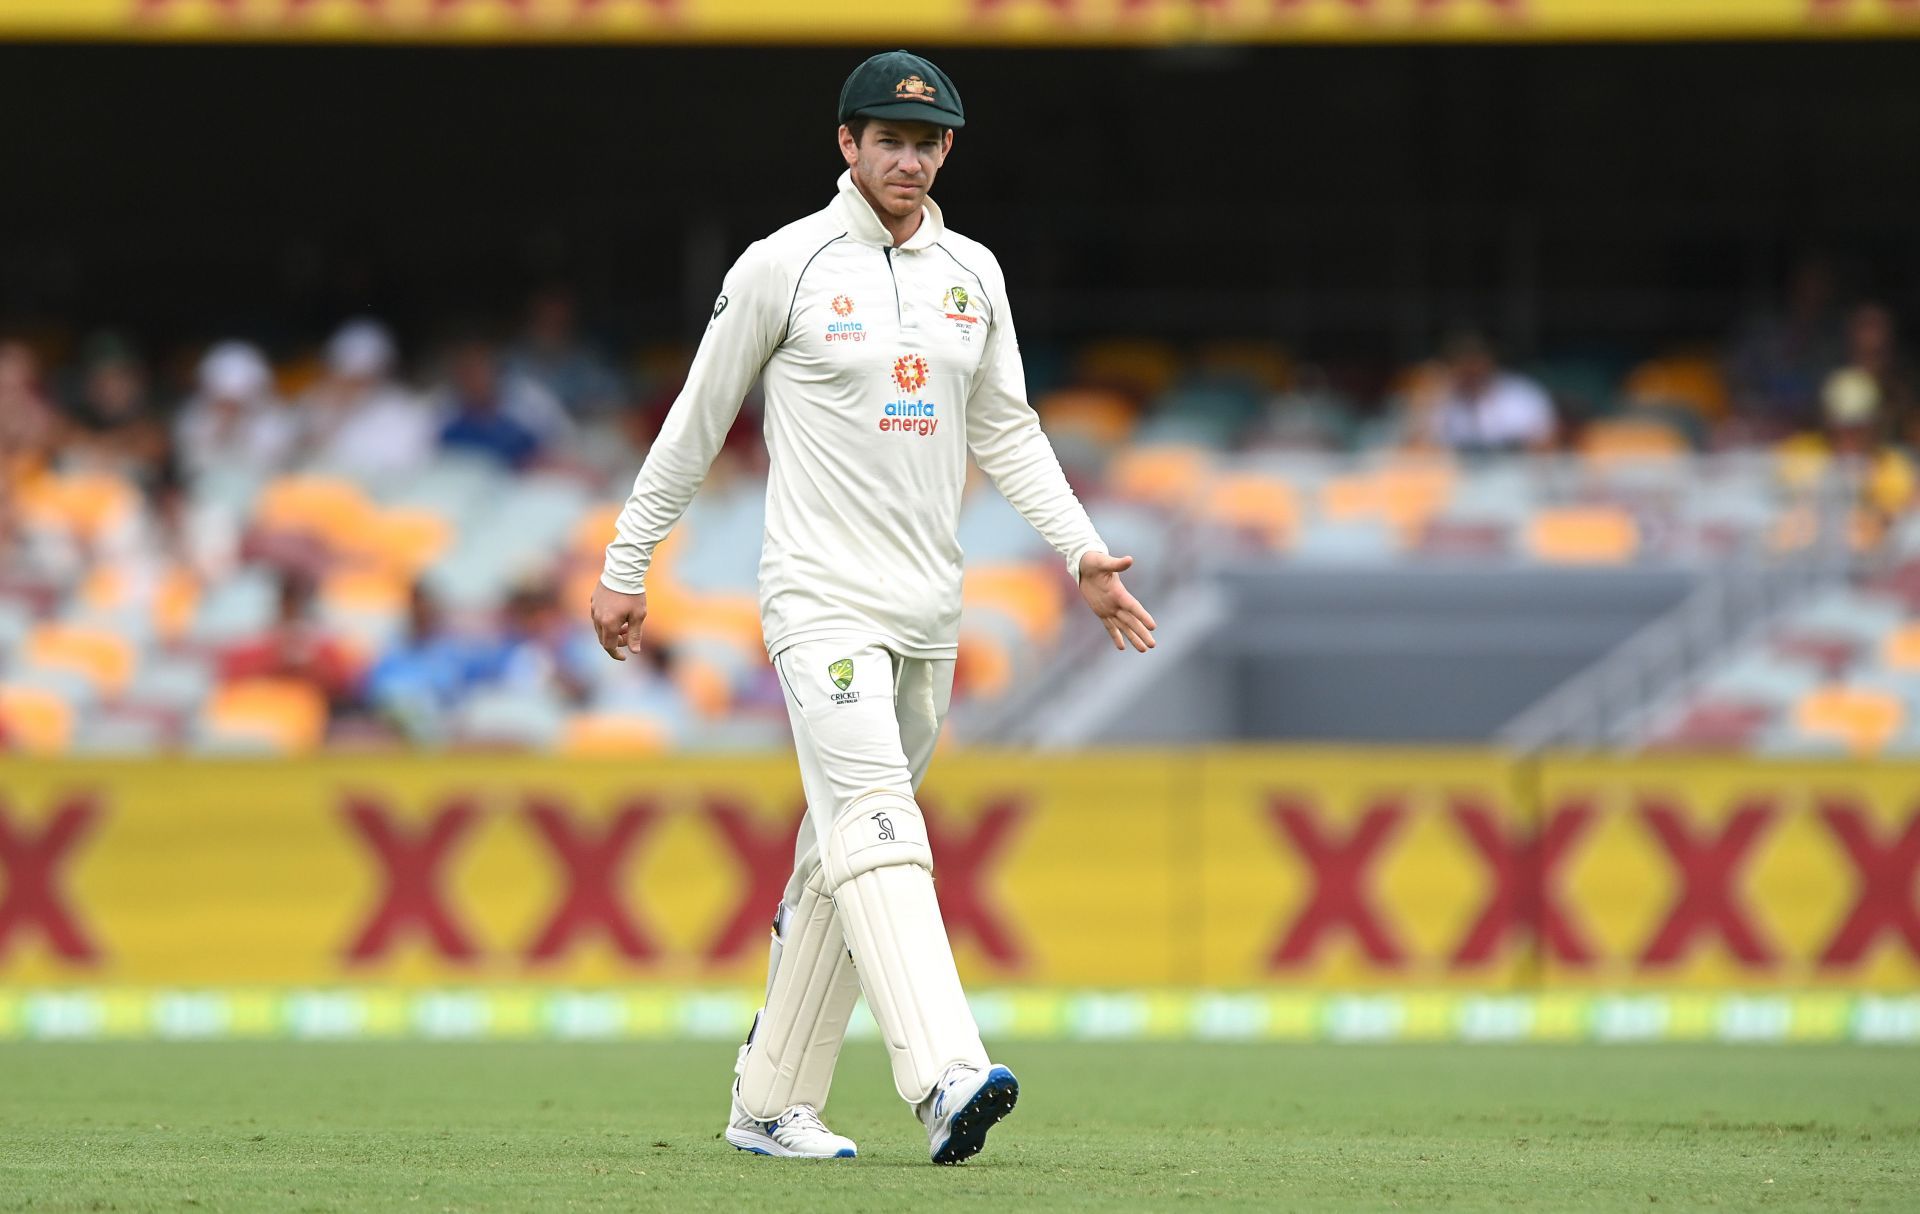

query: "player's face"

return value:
[839, 120, 953, 219]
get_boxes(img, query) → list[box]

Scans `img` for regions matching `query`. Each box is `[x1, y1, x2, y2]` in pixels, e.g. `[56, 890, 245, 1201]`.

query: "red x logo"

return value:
[1639, 798, 1775, 967]
[341, 797, 480, 963]
[1450, 796, 1595, 967]
[0, 796, 101, 964]
[523, 799, 660, 963]
[925, 796, 1028, 968]
[704, 799, 799, 964]
[1817, 800, 1920, 966]
[1268, 797, 1405, 967]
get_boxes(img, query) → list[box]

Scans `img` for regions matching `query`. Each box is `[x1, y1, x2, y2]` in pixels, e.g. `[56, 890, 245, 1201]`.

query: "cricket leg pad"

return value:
[825, 789, 988, 1105]
[737, 867, 862, 1120]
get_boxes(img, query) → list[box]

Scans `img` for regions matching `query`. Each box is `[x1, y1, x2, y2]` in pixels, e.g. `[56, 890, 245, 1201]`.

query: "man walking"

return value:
[590, 50, 1156, 1165]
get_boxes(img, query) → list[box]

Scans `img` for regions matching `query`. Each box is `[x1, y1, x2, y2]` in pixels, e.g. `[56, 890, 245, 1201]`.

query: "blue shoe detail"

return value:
[735, 1144, 773, 1156]
[834, 1147, 857, 1158]
[932, 1065, 1019, 1165]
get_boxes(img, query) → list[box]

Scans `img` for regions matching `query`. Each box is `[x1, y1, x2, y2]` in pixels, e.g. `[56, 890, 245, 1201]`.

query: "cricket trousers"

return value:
[734, 635, 990, 1116]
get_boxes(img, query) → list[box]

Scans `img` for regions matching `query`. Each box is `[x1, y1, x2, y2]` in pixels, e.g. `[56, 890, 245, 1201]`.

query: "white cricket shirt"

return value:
[603, 172, 1107, 659]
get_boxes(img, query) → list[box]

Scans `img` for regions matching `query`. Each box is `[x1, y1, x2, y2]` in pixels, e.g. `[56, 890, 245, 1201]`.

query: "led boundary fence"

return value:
[2, 751, 1919, 1020]
[3, 0, 1920, 46]
[3, 990, 1919, 1044]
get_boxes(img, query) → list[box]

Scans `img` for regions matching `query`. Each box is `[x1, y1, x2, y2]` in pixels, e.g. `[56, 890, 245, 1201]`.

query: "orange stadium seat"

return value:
[0, 685, 77, 754]
[963, 565, 1065, 645]
[1526, 506, 1640, 565]
[1073, 339, 1181, 398]
[672, 657, 734, 720]
[1580, 417, 1689, 464]
[1036, 387, 1138, 446]
[1200, 473, 1298, 549]
[559, 713, 670, 756]
[1794, 685, 1904, 755]
[1882, 623, 1920, 672]
[24, 624, 136, 698]
[14, 470, 140, 542]
[1624, 355, 1729, 421]
[254, 475, 378, 549]
[1108, 445, 1208, 510]
[201, 678, 328, 754]
[955, 629, 1015, 700]
[571, 503, 627, 560]
[336, 506, 455, 575]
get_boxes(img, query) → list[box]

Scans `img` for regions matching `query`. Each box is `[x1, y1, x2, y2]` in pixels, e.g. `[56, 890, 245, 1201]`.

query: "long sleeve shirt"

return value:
[603, 171, 1106, 659]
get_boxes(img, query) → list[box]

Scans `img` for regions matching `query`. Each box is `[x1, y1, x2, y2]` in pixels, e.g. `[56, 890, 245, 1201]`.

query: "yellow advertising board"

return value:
[0, 0, 1917, 44]
[6, 750, 1918, 993]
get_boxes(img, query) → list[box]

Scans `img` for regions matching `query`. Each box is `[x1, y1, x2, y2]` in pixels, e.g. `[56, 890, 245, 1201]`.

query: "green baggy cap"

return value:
[837, 50, 965, 130]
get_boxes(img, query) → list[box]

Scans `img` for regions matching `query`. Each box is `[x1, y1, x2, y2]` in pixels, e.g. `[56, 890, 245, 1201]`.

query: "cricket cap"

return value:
[837, 50, 965, 130]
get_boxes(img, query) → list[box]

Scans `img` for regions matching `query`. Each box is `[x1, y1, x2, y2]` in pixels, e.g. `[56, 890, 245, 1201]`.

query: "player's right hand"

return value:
[589, 582, 648, 661]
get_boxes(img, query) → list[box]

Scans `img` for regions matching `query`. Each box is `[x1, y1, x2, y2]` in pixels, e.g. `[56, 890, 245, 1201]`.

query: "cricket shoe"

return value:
[920, 1062, 1019, 1165]
[723, 1079, 857, 1159]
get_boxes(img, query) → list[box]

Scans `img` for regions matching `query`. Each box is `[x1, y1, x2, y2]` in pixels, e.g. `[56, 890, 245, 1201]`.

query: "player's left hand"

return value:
[1077, 551, 1157, 652]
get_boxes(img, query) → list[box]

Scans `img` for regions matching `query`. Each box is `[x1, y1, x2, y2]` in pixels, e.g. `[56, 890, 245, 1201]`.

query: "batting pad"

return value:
[737, 869, 861, 1119]
[826, 789, 989, 1104]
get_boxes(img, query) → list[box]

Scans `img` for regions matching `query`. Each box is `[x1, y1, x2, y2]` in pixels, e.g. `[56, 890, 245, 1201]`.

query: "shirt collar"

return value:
[834, 171, 945, 250]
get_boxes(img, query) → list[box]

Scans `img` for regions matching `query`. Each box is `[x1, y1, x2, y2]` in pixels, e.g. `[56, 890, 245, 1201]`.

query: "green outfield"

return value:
[2, 1041, 1915, 1212]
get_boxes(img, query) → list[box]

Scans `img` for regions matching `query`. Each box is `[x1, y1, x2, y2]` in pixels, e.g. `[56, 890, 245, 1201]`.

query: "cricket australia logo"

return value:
[941, 285, 980, 325]
[829, 658, 860, 705]
[881, 354, 938, 437]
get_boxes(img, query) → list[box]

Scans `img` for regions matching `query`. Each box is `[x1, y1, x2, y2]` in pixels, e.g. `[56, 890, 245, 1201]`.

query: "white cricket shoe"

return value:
[724, 1078, 857, 1159]
[919, 1062, 1019, 1165]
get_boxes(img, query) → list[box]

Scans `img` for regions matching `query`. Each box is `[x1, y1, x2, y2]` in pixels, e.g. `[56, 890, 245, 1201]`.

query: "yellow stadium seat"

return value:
[1795, 686, 1904, 755]
[1108, 445, 1208, 510]
[1526, 506, 1639, 565]
[1200, 473, 1298, 549]
[0, 685, 76, 754]
[1036, 387, 1138, 445]
[1624, 356, 1729, 421]
[963, 565, 1065, 645]
[321, 570, 408, 616]
[560, 713, 670, 756]
[24, 624, 135, 698]
[673, 657, 733, 720]
[14, 471, 139, 542]
[1868, 450, 1918, 516]
[1775, 434, 1831, 494]
[572, 503, 627, 560]
[203, 678, 328, 754]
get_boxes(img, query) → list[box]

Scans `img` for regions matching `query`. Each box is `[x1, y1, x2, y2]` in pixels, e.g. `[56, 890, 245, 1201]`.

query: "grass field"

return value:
[2, 1041, 1916, 1212]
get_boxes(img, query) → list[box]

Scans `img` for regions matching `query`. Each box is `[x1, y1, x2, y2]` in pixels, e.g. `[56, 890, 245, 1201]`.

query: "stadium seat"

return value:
[1193, 340, 1292, 393]
[200, 678, 329, 754]
[0, 684, 77, 754]
[1793, 685, 1905, 755]
[1073, 338, 1180, 398]
[559, 712, 671, 756]
[1882, 622, 1920, 672]
[1525, 506, 1639, 565]
[455, 688, 566, 749]
[1199, 472, 1298, 549]
[14, 470, 141, 544]
[956, 627, 1016, 700]
[338, 506, 455, 576]
[1036, 387, 1138, 446]
[963, 564, 1065, 645]
[1108, 445, 1209, 510]
[1580, 416, 1690, 464]
[1623, 355, 1729, 421]
[255, 475, 379, 548]
[23, 623, 136, 699]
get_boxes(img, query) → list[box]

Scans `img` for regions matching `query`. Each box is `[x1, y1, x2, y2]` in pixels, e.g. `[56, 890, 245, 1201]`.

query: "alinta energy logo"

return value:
[826, 293, 865, 343]
[881, 353, 938, 436]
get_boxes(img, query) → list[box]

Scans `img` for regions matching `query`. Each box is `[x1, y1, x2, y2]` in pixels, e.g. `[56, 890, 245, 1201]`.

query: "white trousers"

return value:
[772, 637, 953, 902]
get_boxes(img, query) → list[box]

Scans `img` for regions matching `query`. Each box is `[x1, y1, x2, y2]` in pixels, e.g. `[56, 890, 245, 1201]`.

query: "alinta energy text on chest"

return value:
[879, 397, 939, 436]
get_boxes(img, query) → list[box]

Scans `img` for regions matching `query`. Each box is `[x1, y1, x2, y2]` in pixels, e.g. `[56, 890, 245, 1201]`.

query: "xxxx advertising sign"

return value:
[0, 1, 1917, 44]
[1, 751, 1916, 989]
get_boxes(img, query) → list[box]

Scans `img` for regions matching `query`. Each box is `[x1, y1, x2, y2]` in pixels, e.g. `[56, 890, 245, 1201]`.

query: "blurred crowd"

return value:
[2, 261, 1917, 753]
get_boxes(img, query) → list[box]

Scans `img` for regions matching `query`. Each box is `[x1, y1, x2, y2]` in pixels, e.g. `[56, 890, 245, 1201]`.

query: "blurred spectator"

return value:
[501, 284, 627, 419]
[489, 579, 598, 704]
[1729, 256, 1843, 436]
[57, 331, 169, 484]
[295, 319, 435, 478]
[218, 572, 360, 711]
[1416, 332, 1557, 454]
[366, 582, 492, 740]
[432, 336, 572, 471]
[173, 341, 299, 480]
[0, 339, 59, 469]
[1823, 303, 1918, 454]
